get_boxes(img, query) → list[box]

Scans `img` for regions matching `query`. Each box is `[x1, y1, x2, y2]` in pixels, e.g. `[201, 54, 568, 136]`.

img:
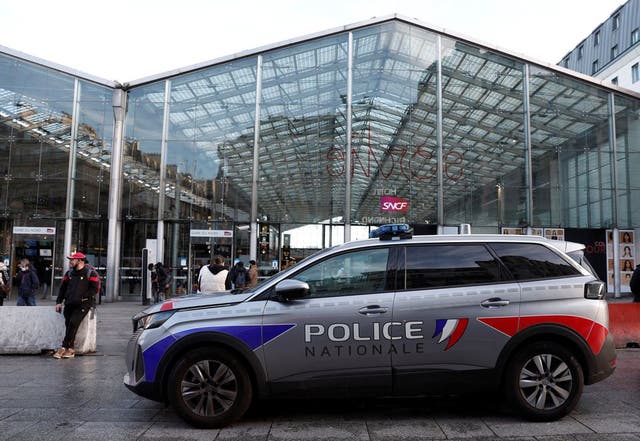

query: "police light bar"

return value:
[369, 223, 413, 240]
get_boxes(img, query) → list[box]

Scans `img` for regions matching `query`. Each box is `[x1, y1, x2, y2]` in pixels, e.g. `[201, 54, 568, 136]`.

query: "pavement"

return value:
[0, 297, 639, 441]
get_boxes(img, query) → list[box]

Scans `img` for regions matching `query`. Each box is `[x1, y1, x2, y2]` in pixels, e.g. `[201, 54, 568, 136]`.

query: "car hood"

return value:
[136, 291, 253, 316]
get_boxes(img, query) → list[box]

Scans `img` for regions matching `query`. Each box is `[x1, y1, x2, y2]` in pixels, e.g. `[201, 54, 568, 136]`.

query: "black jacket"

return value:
[56, 265, 100, 306]
[630, 265, 640, 300]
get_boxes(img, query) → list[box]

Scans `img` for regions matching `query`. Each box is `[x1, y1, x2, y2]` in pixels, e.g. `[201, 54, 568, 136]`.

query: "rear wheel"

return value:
[168, 348, 252, 428]
[504, 341, 583, 421]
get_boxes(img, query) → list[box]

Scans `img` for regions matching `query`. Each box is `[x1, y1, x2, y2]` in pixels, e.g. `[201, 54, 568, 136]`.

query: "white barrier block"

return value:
[0, 306, 96, 354]
[0, 307, 64, 354]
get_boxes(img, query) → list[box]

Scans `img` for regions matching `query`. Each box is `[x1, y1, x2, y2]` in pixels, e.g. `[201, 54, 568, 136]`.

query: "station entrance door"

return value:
[188, 226, 234, 291]
[11, 226, 56, 298]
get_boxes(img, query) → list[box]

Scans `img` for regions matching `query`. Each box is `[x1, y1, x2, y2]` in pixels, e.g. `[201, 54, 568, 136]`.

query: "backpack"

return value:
[234, 267, 247, 287]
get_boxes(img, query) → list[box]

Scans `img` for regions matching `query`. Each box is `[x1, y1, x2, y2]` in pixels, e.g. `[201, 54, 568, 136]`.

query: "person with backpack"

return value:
[14, 259, 39, 306]
[226, 260, 248, 289]
[53, 252, 100, 359]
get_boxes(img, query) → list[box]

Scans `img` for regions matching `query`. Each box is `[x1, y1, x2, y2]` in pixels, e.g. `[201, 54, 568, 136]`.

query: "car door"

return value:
[391, 242, 520, 394]
[260, 246, 395, 397]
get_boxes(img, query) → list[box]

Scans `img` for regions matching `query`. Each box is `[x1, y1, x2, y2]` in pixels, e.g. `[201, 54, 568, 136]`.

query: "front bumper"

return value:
[123, 328, 163, 402]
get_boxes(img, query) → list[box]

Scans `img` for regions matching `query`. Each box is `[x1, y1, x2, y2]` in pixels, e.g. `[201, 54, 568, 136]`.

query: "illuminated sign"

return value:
[380, 196, 409, 213]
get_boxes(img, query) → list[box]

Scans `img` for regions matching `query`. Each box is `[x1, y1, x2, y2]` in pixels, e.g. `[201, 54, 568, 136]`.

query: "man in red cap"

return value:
[53, 252, 100, 359]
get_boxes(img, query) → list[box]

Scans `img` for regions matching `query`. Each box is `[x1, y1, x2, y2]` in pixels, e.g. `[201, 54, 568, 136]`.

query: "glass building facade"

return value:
[1, 16, 639, 299]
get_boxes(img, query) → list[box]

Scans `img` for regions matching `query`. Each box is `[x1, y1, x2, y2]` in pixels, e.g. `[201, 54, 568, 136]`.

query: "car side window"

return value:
[404, 244, 501, 290]
[292, 248, 390, 298]
[489, 243, 580, 281]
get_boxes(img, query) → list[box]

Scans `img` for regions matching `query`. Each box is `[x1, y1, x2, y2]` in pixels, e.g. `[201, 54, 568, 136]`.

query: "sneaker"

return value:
[62, 348, 75, 358]
[53, 348, 66, 359]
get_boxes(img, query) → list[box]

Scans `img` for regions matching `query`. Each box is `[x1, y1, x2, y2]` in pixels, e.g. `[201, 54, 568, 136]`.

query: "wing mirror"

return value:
[275, 279, 310, 300]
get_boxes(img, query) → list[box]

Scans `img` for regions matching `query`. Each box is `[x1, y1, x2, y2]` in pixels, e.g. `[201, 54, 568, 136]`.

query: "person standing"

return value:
[227, 260, 248, 289]
[148, 263, 159, 303]
[198, 256, 230, 293]
[155, 262, 169, 300]
[0, 262, 9, 305]
[14, 259, 39, 306]
[247, 260, 258, 287]
[40, 264, 52, 299]
[630, 263, 640, 303]
[53, 252, 100, 359]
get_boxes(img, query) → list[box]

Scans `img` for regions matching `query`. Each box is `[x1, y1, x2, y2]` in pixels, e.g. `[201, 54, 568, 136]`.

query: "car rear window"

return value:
[489, 243, 580, 281]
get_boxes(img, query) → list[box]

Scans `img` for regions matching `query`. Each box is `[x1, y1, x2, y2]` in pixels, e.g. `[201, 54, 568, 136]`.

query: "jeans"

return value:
[17, 294, 37, 306]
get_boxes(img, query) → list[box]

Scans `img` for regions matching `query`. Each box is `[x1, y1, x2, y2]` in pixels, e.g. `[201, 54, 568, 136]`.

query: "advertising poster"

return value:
[606, 229, 636, 294]
[501, 227, 523, 235]
[544, 228, 564, 241]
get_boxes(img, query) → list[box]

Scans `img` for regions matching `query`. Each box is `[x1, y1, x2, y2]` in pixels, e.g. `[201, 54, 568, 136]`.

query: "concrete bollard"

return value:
[0, 306, 96, 354]
[608, 303, 640, 348]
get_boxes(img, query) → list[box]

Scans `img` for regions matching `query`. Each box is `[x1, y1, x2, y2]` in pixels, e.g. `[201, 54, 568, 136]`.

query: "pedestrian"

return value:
[53, 252, 100, 359]
[630, 263, 640, 303]
[14, 258, 39, 306]
[198, 256, 230, 293]
[247, 260, 258, 287]
[226, 260, 248, 289]
[155, 262, 169, 300]
[0, 262, 9, 306]
[148, 263, 159, 303]
[40, 264, 52, 299]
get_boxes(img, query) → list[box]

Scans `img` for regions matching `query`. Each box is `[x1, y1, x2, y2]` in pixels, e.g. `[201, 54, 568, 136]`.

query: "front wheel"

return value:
[168, 348, 252, 428]
[504, 341, 584, 421]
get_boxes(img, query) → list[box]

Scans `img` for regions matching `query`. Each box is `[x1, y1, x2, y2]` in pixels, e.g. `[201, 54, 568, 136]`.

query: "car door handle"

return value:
[358, 305, 388, 316]
[481, 298, 510, 308]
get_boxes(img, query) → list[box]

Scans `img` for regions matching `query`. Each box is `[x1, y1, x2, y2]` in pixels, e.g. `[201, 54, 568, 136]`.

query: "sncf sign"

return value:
[380, 196, 409, 213]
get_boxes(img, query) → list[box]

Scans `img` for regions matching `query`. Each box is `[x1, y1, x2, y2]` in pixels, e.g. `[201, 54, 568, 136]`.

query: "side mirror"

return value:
[275, 279, 310, 300]
[584, 280, 605, 299]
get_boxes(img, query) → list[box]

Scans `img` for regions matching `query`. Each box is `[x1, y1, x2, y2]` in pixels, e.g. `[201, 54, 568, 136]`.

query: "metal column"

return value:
[63, 79, 82, 269]
[157, 80, 171, 263]
[523, 64, 534, 228]
[344, 32, 353, 242]
[106, 88, 127, 302]
[250, 55, 263, 261]
[436, 36, 444, 233]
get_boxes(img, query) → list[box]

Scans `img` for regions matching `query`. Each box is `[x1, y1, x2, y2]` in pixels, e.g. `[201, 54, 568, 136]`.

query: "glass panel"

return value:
[165, 58, 258, 223]
[529, 66, 613, 228]
[73, 81, 113, 219]
[259, 33, 348, 227]
[404, 244, 500, 289]
[351, 22, 438, 227]
[441, 38, 526, 228]
[0, 55, 74, 220]
[613, 93, 640, 228]
[123, 82, 165, 219]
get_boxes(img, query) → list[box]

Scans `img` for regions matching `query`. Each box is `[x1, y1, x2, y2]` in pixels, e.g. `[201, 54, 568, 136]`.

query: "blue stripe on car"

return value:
[142, 324, 295, 382]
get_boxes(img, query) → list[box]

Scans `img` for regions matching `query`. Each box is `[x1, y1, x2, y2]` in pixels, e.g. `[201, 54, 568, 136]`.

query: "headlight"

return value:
[136, 311, 175, 331]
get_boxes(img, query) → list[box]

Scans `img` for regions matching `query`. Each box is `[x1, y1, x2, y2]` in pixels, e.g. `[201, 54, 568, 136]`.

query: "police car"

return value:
[124, 225, 615, 428]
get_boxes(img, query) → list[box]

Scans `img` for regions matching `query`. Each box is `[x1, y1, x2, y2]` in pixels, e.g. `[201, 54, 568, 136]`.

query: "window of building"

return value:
[489, 243, 580, 281]
[592, 60, 599, 74]
[612, 77, 618, 85]
[404, 245, 502, 290]
[611, 45, 619, 60]
[613, 14, 620, 31]
[633, 63, 640, 83]
[578, 45, 584, 59]
[632, 28, 640, 45]
[594, 30, 600, 46]
[563, 57, 570, 68]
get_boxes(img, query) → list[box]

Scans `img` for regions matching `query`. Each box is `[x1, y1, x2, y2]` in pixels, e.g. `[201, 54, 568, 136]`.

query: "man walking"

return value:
[53, 252, 100, 359]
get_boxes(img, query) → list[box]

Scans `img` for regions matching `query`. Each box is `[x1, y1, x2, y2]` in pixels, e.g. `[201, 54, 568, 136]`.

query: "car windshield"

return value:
[567, 250, 598, 278]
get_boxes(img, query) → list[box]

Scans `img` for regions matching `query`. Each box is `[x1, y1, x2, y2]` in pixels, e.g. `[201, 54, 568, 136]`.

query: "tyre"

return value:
[504, 341, 584, 421]
[167, 348, 252, 428]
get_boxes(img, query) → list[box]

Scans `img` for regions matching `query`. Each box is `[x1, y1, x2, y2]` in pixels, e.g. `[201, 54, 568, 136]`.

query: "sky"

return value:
[0, 0, 626, 83]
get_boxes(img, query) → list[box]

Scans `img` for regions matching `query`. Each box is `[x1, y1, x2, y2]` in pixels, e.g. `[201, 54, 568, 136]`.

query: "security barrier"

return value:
[0, 306, 96, 354]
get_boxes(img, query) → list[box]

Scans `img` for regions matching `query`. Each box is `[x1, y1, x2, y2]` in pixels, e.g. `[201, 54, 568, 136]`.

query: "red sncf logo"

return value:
[380, 196, 409, 212]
